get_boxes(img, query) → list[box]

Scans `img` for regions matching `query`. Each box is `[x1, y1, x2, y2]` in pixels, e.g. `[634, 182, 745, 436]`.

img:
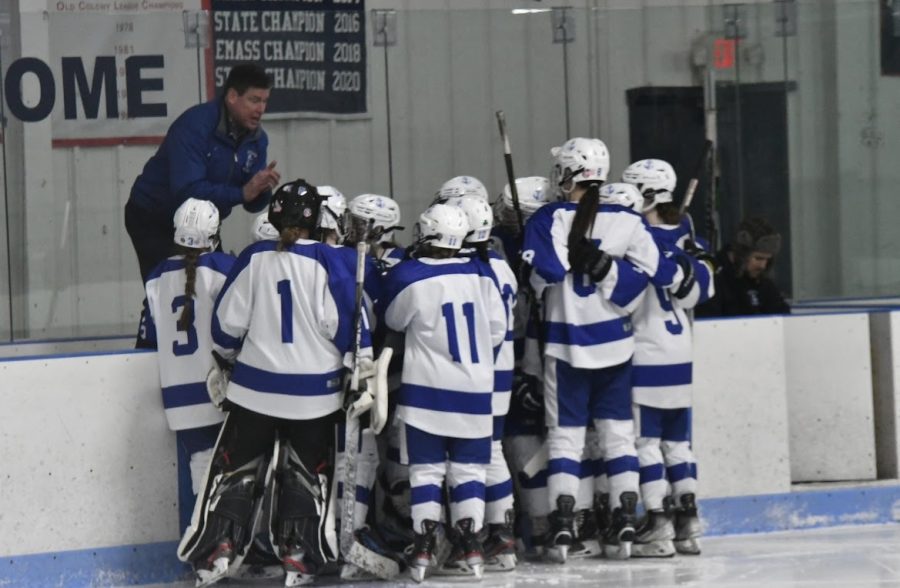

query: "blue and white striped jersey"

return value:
[212, 239, 372, 420]
[487, 251, 517, 417]
[145, 251, 234, 431]
[523, 202, 684, 369]
[383, 256, 507, 439]
[632, 220, 715, 408]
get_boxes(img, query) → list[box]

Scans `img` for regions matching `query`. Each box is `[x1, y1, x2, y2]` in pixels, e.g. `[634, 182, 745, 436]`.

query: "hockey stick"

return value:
[494, 111, 546, 365]
[679, 139, 712, 215]
[679, 140, 714, 243]
[496, 111, 525, 232]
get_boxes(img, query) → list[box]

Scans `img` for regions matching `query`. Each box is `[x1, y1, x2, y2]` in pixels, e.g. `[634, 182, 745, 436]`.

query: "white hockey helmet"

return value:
[502, 176, 553, 217]
[413, 203, 469, 250]
[251, 211, 279, 242]
[599, 182, 644, 213]
[621, 159, 676, 211]
[174, 198, 220, 249]
[447, 195, 493, 244]
[550, 137, 610, 197]
[348, 193, 403, 244]
[316, 185, 347, 239]
[434, 175, 489, 203]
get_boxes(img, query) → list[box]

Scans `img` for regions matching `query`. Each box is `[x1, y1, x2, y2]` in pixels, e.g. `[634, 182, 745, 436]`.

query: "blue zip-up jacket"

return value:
[128, 99, 271, 224]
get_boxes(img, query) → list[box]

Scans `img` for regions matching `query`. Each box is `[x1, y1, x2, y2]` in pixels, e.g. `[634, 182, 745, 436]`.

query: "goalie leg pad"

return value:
[178, 454, 267, 567]
[274, 442, 329, 576]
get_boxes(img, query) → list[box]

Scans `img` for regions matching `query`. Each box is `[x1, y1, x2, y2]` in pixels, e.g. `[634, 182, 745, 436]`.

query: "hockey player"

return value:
[251, 211, 280, 242]
[345, 193, 406, 269]
[316, 188, 402, 581]
[491, 177, 553, 557]
[522, 138, 695, 563]
[144, 198, 233, 534]
[382, 203, 507, 582]
[448, 195, 519, 571]
[179, 179, 374, 587]
[434, 175, 490, 203]
[622, 159, 714, 557]
[343, 192, 413, 549]
[315, 186, 347, 246]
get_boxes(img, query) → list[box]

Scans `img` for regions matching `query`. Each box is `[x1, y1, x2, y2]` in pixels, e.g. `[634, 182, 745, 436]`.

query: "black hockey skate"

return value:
[194, 541, 235, 587]
[631, 507, 676, 558]
[281, 543, 318, 587]
[482, 511, 517, 572]
[602, 491, 637, 560]
[674, 493, 702, 555]
[544, 495, 576, 564]
[437, 518, 485, 578]
[569, 509, 602, 559]
[407, 519, 440, 583]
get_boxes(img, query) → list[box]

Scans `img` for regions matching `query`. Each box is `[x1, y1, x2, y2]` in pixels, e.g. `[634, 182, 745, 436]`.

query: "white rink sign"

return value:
[1, 3, 205, 144]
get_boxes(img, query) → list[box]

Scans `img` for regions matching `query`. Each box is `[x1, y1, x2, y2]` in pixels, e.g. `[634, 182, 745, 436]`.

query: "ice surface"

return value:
[139, 523, 900, 587]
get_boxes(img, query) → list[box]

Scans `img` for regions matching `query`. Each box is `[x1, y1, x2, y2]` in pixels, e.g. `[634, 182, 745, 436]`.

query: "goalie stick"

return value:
[340, 241, 400, 580]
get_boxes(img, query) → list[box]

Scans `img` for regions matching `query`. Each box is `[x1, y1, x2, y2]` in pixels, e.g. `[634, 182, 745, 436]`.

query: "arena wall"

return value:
[3, 311, 900, 585]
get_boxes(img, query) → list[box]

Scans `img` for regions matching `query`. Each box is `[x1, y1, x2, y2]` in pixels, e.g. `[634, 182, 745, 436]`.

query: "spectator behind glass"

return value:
[695, 216, 790, 317]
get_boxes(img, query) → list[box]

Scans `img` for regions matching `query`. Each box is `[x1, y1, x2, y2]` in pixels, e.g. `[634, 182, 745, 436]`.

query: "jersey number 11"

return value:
[441, 301, 480, 363]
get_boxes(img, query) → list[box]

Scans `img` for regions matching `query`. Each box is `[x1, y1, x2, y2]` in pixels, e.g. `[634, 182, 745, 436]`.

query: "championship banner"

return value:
[211, 0, 367, 116]
[33, 2, 205, 144]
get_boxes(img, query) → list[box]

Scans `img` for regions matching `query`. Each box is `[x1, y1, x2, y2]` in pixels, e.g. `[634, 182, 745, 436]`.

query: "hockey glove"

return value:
[684, 239, 716, 270]
[512, 374, 544, 415]
[205, 351, 233, 409]
[672, 253, 696, 300]
[346, 356, 377, 421]
[569, 238, 613, 283]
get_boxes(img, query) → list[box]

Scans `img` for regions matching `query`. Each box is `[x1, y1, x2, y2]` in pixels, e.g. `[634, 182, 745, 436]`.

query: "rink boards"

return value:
[3, 311, 900, 585]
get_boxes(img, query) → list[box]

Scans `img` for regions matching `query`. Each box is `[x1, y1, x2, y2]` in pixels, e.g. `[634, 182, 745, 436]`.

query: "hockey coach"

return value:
[124, 63, 281, 283]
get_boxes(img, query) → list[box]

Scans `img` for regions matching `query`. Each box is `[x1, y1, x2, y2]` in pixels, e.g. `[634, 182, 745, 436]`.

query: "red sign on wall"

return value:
[713, 38, 736, 69]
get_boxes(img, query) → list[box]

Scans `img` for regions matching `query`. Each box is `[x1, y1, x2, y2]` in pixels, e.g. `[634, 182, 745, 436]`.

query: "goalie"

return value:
[179, 179, 386, 587]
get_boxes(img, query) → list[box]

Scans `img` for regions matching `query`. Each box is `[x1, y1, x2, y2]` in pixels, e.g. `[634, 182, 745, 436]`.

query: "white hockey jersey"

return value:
[523, 202, 684, 370]
[463, 249, 518, 417]
[488, 228, 542, 378]
[145, 251, 234, 431]
[212, 239, 372, 420]
[632, 220, 715, 408]
[383, 256, 507, 439]
[487, 251, 517, 417]
[377, 246, 406, 271]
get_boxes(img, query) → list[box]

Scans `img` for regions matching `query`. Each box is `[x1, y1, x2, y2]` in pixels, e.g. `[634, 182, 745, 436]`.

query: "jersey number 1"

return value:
[441, 302, 479, 363]
[277, 279, 293, 343]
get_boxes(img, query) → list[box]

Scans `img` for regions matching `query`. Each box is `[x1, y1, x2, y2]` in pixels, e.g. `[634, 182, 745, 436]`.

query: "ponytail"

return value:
[178, 247, 202, 331]
[567, 182, 602, 250]
[277, 227, 305, 252]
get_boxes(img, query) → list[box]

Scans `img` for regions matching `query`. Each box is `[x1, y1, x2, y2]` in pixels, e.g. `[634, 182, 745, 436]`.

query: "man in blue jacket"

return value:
[125, 63, 281, 282]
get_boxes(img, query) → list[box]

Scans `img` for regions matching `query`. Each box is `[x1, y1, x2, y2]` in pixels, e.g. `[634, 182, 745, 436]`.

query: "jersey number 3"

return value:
[441, 301, 479, 363]
[171, 295, 198, 356]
